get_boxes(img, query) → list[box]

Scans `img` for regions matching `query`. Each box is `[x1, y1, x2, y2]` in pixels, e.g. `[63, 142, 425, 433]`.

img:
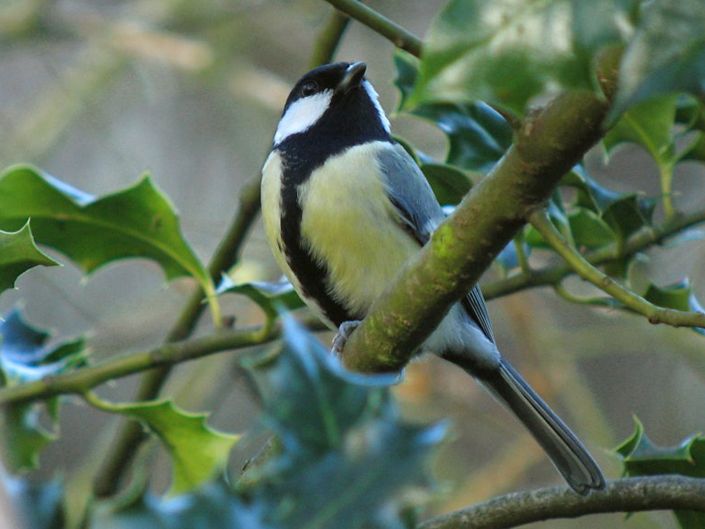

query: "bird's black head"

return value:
[273, 61, 391, 150]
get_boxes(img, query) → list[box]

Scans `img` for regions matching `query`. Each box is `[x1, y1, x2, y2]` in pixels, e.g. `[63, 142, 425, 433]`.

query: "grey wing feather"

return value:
[377, 143, 495, 343]
[377, 144, 444, 244]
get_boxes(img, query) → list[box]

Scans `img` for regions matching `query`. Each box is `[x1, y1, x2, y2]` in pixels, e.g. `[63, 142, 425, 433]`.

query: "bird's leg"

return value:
[331, 320, 362, 357]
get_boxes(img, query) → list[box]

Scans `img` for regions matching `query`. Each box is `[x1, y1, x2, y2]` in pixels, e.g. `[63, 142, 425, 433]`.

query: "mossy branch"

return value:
[419, 476, 705, 529]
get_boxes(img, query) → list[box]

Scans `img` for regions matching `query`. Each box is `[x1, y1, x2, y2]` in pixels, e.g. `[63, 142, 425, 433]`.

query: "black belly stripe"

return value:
[279, 168, 357, 327]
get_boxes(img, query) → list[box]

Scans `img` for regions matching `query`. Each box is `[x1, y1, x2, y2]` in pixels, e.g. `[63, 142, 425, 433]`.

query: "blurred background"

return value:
[1, 1, 705, 528]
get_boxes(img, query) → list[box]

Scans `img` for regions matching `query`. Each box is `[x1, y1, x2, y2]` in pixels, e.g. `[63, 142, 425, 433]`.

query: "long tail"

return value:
[473, 359, 605, 494]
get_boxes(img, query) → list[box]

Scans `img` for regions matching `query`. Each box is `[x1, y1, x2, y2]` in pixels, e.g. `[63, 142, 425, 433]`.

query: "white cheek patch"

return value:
[274, 90, 333, 145]
[363, 80, 391, 133]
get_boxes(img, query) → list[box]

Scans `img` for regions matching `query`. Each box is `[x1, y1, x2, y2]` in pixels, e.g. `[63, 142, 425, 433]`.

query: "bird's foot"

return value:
[331, 320, 362, 358]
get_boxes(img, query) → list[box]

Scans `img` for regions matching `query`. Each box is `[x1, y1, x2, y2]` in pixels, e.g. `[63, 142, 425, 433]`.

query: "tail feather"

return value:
[479, 359, 604, 494]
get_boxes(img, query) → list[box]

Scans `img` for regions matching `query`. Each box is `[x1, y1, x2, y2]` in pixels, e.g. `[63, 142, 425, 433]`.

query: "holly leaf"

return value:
[601, 194, 655, 243]
[420, 163, 472, 206]
[105, 400, 239, 496]
[409, 0, 625, 115]
[616, 417, 705, 529]
[643, 279, 705, 336]
[568, 208, 617, 249]
[0, 222, 58, 295]
[254, 317, 396, 456]
[1, 404, 56, 473]
[393, 51, 512, 173]
[0, 309, 87, 472]
[216, 276, 304, 319]
[604, 95, 678, 166]
[247, 317, 443, 529]
[611, 0, 705, 118]
[0, 165, 215, 299]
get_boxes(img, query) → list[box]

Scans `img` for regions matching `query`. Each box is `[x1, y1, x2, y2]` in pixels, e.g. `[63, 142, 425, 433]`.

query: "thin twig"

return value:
[529, 209, 705, 328]
[322, 0, 422, 57]
[419, 476, 705, 529]
[0, 325, 279, 406]
[483, 208, 705, 300]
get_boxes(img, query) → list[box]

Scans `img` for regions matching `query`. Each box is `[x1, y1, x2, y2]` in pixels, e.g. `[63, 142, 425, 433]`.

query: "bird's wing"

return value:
[376, 143, 495, 342]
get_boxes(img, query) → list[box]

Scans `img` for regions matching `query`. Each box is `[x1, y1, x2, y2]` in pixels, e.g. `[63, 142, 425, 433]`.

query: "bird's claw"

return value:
[331, 320, 362, 358]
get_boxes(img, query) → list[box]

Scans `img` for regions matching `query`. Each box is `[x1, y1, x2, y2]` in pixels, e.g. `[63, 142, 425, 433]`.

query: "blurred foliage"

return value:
[7, 319, 443, 529]
[0, 0, 704, 528]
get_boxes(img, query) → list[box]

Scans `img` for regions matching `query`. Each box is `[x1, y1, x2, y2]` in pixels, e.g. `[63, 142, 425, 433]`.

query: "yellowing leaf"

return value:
[98, 399, 239, 495]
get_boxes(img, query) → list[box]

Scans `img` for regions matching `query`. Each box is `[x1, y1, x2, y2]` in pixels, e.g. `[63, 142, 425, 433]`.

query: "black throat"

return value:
[275, 88, 391, 326]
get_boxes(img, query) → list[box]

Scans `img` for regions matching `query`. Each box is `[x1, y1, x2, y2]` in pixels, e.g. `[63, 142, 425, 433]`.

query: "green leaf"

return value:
[393, 51, 512, 173]
[101, 400, 239, 496]
[410, 0, 625, 115]
[643, 279, 705, 336]
[611, 0, 705, 118]
[0, 308, 87, 386]
[250, 317, 443, 529]
[0, 308, 86, 472]
[603, 95, 678, 165]
[616, 417, 705, 529]
[1, 404, 56, 472]
[601, 194, 655, 243]
[680, 131, 705, 164]
[0, 222, 58, 294]
[0, 165, 213, 295]
[568, 208, 617, 249]
[420, 163, 472, 206]
[216, 276, 304, 319]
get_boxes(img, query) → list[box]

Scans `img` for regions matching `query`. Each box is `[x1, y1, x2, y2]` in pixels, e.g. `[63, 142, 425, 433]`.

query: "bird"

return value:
[260, 61, 605, 494]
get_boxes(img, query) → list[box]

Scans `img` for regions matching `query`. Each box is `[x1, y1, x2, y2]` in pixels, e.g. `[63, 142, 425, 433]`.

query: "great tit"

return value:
[261, 61, 605, 494]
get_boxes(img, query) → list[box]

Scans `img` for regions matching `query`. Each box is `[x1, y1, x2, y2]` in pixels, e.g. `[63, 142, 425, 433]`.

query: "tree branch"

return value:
[0, 325, 279, 406]
[483, 208, 705, 301]
[529, 209, 705, 328]
[418, 476, 705, 529]
[322, 0, 422, 57]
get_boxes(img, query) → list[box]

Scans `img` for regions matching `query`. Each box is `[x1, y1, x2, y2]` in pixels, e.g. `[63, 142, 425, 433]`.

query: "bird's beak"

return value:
[336, 62, 367, 94]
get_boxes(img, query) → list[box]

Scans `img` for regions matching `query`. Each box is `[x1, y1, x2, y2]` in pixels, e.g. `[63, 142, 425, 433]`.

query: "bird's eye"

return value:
[300, 81, 319, 97]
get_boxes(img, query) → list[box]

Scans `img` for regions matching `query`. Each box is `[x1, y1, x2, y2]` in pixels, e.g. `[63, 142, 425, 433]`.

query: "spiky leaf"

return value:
[106, 400, 239, 495]
[0, 165, 213, 294]
[0, 222, 58, 294]
[616, 418, 705, 528]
